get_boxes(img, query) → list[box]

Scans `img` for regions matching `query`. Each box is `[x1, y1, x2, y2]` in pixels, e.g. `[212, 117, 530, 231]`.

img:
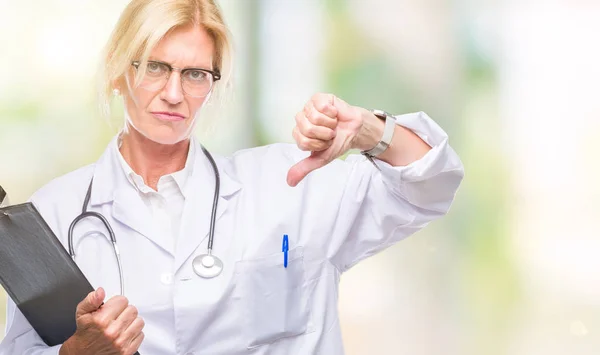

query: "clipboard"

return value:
[0, 190, 141, 354]
[0, 185, 7, 207]
[0, 201, 95, 347]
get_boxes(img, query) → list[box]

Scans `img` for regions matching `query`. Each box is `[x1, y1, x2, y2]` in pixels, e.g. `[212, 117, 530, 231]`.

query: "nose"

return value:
[160, 72, 184, 105]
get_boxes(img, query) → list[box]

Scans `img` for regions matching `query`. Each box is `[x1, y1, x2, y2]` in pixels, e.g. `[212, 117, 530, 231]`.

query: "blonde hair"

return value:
[98, 0, 232, 116]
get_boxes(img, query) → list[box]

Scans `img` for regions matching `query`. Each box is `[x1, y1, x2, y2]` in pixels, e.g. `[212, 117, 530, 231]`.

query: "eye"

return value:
[146, 62, 167, 77]
[185, 70, 208, 81]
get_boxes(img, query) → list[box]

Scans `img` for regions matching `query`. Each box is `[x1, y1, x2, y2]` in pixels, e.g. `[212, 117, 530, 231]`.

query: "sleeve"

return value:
[0, 298, 62, 355]
[326, 111, 464, 273]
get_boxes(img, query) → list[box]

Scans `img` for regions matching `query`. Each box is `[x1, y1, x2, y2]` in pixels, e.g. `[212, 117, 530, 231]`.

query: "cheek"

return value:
[126, 89, 157, 119]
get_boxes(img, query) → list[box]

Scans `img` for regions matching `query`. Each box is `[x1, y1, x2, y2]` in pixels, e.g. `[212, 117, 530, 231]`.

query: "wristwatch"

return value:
[360, 109, 396, 165]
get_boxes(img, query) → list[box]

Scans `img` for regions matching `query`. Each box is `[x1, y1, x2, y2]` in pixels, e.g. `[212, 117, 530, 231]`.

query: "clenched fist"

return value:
[60, 288, 145, 355]
[287, 93, 383, 187]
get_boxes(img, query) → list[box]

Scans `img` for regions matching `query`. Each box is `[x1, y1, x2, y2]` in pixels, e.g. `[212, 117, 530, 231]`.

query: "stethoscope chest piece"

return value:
[192, 254, 223, 278]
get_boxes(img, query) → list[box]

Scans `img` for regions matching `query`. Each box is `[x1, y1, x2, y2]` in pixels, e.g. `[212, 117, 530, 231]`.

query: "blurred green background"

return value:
[1, 1, 599, 354]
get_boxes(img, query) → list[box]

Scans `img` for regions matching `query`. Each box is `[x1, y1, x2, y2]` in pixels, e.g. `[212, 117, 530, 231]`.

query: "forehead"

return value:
[150, 24, 215, 68]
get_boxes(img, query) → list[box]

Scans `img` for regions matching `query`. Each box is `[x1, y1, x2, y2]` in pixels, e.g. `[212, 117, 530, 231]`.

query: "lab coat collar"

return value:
[114, 133, 196, 197]
[89, 135, 242, 259]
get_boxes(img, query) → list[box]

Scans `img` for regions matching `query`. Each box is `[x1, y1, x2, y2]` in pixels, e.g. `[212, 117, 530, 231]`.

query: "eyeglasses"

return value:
[131, 60, 221, 98]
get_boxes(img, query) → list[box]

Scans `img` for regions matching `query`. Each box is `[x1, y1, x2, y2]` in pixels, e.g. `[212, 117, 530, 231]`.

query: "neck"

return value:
[119, 129, 190, 190]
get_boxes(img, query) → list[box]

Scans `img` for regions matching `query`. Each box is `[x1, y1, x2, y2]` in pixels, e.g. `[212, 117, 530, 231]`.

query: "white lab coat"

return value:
[1, 112, 464, 355]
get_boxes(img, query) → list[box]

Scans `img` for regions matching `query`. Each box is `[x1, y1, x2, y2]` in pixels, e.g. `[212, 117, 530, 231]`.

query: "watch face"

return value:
[371, 109, 389, 120]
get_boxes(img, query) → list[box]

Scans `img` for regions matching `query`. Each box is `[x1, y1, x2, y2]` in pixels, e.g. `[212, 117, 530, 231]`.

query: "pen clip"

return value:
[282, 234, 289, 268]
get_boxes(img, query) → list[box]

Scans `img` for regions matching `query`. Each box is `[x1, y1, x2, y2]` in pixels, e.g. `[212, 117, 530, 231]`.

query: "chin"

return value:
[146, 129, 191, 145]
[128, 123, 191, 145]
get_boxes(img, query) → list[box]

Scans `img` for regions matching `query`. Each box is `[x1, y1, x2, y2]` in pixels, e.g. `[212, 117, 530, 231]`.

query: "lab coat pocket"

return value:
[234, 246, 310, 349]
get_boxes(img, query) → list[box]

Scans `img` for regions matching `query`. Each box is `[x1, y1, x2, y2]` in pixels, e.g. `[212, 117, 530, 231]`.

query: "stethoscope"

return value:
[67, 145, 223, 295]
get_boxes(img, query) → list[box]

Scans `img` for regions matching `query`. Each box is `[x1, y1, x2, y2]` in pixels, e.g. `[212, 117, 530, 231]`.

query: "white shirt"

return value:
[116, 136, 195, 253]
[1, 112, 464, 355]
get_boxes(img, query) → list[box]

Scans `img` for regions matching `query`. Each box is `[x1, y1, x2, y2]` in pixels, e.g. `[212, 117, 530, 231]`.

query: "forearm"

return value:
[353, 108, 432, 167]
[327, 109, 463, 272]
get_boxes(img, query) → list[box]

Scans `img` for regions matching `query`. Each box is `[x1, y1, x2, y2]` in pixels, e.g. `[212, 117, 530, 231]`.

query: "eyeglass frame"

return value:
[131, 60, 221, 97]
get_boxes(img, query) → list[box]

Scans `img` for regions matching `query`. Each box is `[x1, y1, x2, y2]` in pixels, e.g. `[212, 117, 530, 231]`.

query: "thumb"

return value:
[287, 153, 328, 187]
[77, 287, 105, 317]
[331, 96, 353, 119]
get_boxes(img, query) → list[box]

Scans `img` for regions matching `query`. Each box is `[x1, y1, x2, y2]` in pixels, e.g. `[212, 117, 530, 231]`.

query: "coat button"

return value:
[160, 272, 173, 285]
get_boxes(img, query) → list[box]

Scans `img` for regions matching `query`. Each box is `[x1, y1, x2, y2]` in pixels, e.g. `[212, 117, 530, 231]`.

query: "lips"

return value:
[151, 111, 186, 121]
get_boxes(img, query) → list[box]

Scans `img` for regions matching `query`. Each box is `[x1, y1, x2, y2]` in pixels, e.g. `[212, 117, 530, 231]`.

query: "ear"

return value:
[109, 77, 121, 95]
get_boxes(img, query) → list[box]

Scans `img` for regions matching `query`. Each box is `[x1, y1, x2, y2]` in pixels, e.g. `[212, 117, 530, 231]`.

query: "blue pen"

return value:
[282, 234, 289, 268]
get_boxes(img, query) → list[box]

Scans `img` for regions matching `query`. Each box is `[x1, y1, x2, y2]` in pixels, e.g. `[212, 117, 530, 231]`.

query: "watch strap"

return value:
[361, 110, 396, 158]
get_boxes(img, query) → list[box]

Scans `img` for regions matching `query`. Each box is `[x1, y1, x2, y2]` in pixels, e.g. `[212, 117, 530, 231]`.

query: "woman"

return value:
[1, 0, 463, 354]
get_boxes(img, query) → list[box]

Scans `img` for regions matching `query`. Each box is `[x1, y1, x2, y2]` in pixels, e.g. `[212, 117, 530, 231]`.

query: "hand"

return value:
[60, 288, 145, 355]
[287, 93, 383, 187]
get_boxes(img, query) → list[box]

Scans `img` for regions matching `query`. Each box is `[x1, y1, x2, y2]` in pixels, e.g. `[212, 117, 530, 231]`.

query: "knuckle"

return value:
[300, 115, 312, 130]
[84, 292, 94, 302]
[299, 138, 311, 150]
[105, 296, 121, 306]
[113, 337, 126, 349]
[315, 92, 331, 104]
[91, 315, 109, 329]
[103, 327, 118, 341]
[301, 135, 312, 146]
[302, 105, 311, 114]
[315, 100, 329, 112]
[127, 305, 138, 317]
[312, 114, 326, 126]
[309, 110, 321, 123]
[309, 139, 321, 149]
[323, 129, 333, 140]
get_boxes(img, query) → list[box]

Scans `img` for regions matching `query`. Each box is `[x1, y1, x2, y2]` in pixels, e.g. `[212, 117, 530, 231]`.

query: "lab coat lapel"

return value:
[90, 136, 174, 256]
[173, 143, 241, 273]
[111, 187, 174, 255]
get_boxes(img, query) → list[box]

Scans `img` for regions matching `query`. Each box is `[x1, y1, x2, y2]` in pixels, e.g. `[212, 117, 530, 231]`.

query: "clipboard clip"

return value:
[1, 185, 10, 211]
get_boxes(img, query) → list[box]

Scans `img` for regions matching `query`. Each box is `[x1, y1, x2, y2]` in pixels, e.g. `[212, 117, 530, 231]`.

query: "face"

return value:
[121, 24, 216, 145]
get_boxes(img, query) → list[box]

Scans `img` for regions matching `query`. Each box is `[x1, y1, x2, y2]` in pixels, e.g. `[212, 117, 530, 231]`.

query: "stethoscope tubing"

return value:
[67, 144, 220, 295]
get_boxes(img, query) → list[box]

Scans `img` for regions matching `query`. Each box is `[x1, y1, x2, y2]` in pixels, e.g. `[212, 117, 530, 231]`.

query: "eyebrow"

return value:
[147, 58, 213, 71]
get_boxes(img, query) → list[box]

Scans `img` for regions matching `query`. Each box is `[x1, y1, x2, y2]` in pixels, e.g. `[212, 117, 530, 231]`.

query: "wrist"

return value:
[59, 336, 78, 355]
[353, 108, 385, 151]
